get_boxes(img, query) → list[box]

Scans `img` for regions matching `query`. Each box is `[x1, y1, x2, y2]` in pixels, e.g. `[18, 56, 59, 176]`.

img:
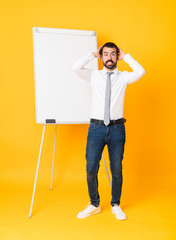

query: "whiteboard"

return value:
[33, 27, 98, 124]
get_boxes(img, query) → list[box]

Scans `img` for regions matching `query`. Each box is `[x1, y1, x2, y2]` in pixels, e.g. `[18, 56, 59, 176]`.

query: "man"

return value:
[72, 42, 145, 220]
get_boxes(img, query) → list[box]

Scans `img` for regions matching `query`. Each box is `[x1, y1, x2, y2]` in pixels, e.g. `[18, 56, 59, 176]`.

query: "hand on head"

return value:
[93, 46, 126, 61]
[117, 47, 126, 61]
[92, 46, 102, 59]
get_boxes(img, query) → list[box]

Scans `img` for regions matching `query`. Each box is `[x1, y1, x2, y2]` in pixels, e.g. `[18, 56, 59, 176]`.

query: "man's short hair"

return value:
[100, 42, 119, 56]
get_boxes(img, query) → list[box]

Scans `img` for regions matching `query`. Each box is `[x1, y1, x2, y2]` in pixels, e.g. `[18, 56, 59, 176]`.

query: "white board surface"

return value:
[33, 27, 98, 124]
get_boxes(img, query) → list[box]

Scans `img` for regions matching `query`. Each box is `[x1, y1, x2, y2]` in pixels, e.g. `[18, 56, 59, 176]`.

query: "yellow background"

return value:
[0, 0, 176, 239]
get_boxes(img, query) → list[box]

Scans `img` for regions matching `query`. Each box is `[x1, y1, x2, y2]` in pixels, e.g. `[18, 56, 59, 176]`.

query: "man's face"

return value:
[101, 47, 118, 71]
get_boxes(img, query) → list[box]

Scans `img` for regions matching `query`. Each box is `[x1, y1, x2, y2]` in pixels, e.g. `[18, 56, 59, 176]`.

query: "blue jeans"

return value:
[85, 121, 126, 207]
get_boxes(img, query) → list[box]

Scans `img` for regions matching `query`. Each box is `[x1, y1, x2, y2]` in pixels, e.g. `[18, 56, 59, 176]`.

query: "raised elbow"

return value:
[142, 69, 146, 76]
[140, 68, 146, 78]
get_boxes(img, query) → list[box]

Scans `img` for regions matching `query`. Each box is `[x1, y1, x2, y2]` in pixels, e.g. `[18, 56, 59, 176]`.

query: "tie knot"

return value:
[107, 72, 114, 76]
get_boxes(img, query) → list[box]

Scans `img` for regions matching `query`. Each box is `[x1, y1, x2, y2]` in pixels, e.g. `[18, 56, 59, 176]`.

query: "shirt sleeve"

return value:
[71, 53, 95, 82]
[122, 53, 146, 85]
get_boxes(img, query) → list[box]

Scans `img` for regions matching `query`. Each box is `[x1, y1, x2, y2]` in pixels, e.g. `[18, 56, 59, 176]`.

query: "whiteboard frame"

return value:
[32, 27, 98, 124]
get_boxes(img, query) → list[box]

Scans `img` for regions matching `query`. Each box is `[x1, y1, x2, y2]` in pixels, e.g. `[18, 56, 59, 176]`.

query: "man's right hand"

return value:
[92, 46, 102, 59]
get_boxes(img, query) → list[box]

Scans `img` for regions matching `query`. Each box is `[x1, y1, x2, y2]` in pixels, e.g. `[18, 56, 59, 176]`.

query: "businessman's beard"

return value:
[103, 60, 117, 69]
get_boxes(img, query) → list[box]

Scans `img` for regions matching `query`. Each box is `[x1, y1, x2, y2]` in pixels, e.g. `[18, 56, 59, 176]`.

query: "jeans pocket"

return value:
[114, 123, 125, 131]
[89, 122, 101, 130]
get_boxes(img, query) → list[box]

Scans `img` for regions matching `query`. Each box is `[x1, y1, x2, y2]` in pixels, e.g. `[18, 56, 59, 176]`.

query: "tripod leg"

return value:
[102, 153, 112, 188]
[29, 124, 46, 218]
[50, 124, 57, 190]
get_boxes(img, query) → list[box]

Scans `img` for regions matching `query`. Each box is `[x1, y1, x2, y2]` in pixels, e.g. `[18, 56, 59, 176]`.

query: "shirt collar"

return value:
[101, 66, 119, 75]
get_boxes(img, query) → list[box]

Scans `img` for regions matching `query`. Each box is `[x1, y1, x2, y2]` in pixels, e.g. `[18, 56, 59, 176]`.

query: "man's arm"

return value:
[71, 46, 102, 82]
[119, 48, 145, 85]
[71, 53, 95, 82]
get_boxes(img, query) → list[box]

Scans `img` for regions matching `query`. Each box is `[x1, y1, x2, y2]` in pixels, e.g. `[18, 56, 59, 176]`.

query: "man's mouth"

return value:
[103, 60, 116, 69]
[106, 61, 114, 64]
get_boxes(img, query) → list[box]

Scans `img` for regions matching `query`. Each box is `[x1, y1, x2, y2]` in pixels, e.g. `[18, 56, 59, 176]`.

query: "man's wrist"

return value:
[123, 53, 130, 61]
[122, 53, 126, 59]
[92, 52, 96, 58]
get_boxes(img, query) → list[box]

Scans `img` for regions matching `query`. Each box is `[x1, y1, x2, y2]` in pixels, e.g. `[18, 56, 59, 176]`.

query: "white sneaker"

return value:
[77, 204, 101, 219]
[112, 205, 127, 220]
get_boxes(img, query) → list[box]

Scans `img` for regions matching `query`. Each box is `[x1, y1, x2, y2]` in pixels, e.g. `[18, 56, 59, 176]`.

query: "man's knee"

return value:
[111, 165, 122, 177]
[86, 164, 100, 179]
[87, 170, 96, 180]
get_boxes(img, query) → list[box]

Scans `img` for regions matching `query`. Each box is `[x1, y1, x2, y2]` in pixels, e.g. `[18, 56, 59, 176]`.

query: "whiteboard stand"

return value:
[29, 124, 111, 218]
[29, 124, 46, 218]
[102, 154, 112, 188]
[50, 124, 57, 190]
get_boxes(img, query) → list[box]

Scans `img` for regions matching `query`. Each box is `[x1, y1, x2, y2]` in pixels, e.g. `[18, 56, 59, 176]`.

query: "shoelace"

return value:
[82, 202, 99, 211]
[82, 202, 91, 209]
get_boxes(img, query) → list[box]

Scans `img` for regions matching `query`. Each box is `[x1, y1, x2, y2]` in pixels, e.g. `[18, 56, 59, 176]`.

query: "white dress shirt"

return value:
[72, 52, 145, 121]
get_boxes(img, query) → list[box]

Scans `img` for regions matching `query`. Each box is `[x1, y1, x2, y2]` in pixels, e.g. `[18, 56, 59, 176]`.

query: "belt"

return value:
[90, 118, 126, 126]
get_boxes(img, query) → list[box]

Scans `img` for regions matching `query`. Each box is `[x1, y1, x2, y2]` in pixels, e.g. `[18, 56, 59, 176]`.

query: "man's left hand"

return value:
[118, 47, 126, 61]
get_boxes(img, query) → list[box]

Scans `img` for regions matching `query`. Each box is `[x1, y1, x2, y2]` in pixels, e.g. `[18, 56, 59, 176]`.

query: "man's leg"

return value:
[107, 123, 127, 220]
[107, 123, 126, 206]
[85, 122, 106, 207]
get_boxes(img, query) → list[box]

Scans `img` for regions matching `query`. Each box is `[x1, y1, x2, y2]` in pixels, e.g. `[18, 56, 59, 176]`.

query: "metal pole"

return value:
[102, 153, 112, 188]
[50, 124, 57, 190]
[29, 124, 46, 217]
